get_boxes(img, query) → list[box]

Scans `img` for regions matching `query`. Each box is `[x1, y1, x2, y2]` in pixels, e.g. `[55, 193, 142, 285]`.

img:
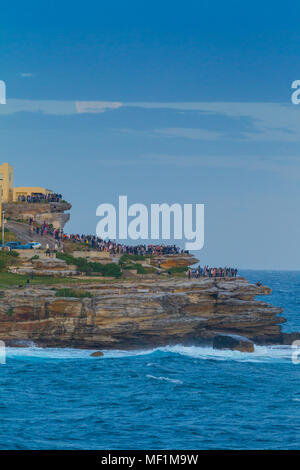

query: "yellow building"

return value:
[0, 163, 14, 203]
[0, 162, 54, 204]
[13, 186, 53, 201]
[0, 163, 58, 227]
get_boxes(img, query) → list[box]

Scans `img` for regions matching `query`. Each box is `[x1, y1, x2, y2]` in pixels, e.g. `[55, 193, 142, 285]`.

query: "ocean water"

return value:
[1, 270, 300, 450]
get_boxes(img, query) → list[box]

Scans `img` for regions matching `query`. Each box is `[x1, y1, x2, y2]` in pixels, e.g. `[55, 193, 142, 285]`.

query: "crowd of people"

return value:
[17, 193, 63, 203]
[32, 222, 63, 241]
[187, 265, 238, 278]
[29, 222, 238, 278]
[62, 233, 183, 256]
[31, 225, 185, 255]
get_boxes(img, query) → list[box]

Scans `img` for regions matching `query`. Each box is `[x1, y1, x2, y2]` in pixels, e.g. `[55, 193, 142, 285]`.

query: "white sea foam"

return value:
[4, 343, 293, 363]
[156, 344, 293, 363]
[4, 346, 153, 360]
[146, 374, 183, 384]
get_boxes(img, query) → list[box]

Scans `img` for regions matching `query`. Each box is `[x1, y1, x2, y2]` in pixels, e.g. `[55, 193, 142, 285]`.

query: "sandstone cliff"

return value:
[3, 201, 71, 229]
[0, 277, 290, 351]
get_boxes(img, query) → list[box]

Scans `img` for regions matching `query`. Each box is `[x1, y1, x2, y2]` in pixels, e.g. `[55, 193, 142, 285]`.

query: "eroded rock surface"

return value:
[0, 277, 289, 351]
[4, 201, 71, 229]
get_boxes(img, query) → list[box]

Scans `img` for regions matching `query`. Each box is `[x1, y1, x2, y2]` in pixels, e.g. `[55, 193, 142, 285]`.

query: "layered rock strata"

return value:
[0, 277, 291, 351]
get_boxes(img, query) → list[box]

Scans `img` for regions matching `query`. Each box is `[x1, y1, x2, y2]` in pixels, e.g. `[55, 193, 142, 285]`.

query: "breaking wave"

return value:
[5, 343, 293, 364]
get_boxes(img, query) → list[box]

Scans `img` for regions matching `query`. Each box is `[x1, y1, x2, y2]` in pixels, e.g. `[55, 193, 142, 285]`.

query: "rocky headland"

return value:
[0, 276, 296, 352]
[0, 205, 297, 353]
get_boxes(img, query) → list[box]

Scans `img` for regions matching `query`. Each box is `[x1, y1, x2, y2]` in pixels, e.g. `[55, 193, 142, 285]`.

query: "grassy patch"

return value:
[168, 266, 188, 274]
[55, 288, 93, 298]
[0, 250, 20, 272]
[56, 253, 122, 278]
[0, 272, 80, 287]
[119, 253, 146, 265]
[122, 263, 146, 274]
[88, 261, 122, 278]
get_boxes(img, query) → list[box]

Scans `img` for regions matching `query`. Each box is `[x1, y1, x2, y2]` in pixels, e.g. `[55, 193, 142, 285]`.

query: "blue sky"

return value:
[1, 0, 300, 269]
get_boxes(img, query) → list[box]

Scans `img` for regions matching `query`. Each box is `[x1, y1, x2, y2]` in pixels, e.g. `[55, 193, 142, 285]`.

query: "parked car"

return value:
[0, 241, 41, 250]
[16, 242, 40, 250]
[28, 242, 41, 249]
[4, 241, 23, 249]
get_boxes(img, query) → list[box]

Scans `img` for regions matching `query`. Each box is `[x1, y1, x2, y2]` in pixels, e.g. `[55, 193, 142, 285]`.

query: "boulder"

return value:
[213, 334, 254, 352]
[90, 351, 104, 357]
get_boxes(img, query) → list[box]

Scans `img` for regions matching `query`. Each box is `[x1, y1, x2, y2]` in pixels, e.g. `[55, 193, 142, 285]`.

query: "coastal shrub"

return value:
[119, 253, 146, 265]
[56, 253, 122, 278]
[123, 263, 146, 274]
[103, 263, 122, 278]
[127, 264, 146, 274]
[7, 250, 19, 257]
[122, 264, 136, 270]
[168, 266, 188, 274]
[55, 288, 93, 299]
[136, 264, 146, 274]
[74, 257, 92, 274]
[56, 253, 74, 264]
[31, 255, 39, 261]
[56, 253, 91, 274]
[89, 262, 122, 278]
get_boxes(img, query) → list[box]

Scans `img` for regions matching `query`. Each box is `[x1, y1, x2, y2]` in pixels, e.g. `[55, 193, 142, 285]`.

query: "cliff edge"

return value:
[0, 277, 290, 352]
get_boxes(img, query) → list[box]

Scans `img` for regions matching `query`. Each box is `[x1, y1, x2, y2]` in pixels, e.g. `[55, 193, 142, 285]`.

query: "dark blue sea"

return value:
[1, 270, 300, 450]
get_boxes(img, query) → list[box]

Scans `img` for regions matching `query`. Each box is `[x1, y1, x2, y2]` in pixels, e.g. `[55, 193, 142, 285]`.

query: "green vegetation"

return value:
[0, 250, 19, 272]
[0, 272, 121, 288]
[119, 253, 151, 275]
[88, 261, 122, 278]
[56, 253, 122, 278]
[168, 266, 188, 274]
[123, 263, 146, 274]
[7, 250, 19, 257]
[0, 258, 7, 272]
[6, 307, 14, 317]
[119, 253, 146, 265]
[55, 288, 93, 298]
[31, 255, 39, 261]
[0, 272, 73, 287]
[122, 264, 136, 270]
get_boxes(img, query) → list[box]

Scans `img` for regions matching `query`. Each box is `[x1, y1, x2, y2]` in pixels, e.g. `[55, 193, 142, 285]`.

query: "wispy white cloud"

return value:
[0, 99, 76, 115]
[75, 101, 123, 113]
[20, 72, 34, 78]
[153, 127, 225, 140]
[96, 153, 300, 179]
[1, 98, 300, 143]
